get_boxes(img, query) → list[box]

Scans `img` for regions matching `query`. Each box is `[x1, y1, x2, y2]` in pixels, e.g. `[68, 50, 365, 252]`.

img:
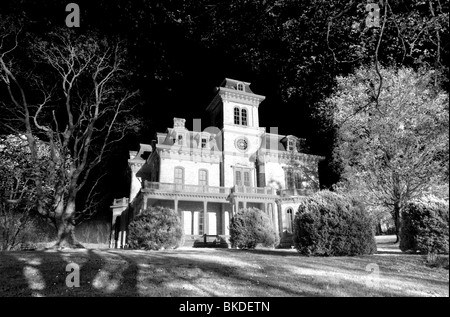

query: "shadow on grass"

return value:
[1, 245, 448, 297]
[0, 248, 140, 297]
[0, 252, 34, 296]
[108, 249, 318, 296]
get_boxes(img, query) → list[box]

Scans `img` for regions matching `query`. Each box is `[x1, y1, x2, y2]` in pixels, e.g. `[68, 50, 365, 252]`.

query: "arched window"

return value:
[294, 172, 302, 189]
[198, 169, 208, 186]
[241, 108, 247, 126]
[237, 83, 244, 91]
[286, 207, 294, 232]
[234, 107, 240, 125]
[174, 167, 184, 184]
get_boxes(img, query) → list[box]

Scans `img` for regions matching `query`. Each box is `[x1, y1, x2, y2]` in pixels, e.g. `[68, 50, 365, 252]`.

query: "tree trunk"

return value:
[55, 198, 83, 248]
[393, 203, 401, 244]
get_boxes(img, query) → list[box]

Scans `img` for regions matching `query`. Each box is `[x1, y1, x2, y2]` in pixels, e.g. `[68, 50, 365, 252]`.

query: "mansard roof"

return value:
[260, 133, 286, 151]
[259, 133, 308, 153]
[156, 127, 219, 153]
[221, 78, 254, 94]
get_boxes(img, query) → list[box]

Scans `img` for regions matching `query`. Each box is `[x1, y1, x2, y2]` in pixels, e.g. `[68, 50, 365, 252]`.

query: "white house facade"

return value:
[110, 78, 324, 248]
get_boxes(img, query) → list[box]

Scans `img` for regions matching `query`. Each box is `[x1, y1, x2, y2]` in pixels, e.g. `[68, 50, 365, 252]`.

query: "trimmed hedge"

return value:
[127, 206, 184, 250]
[229, 207, 279, 249]
[293, 190, 377, 256]
[400, 196, 449, 254]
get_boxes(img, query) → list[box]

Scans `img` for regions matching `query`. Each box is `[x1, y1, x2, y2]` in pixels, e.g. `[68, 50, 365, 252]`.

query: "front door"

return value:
[183, 211, 192, 235]
[208, 212, 217, 235]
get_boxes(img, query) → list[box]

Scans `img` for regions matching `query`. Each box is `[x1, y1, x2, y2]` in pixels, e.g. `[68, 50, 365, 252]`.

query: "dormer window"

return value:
[288, 139, 295, 151]
[237, 83, 244, 91]
[177, 134, 184, 145]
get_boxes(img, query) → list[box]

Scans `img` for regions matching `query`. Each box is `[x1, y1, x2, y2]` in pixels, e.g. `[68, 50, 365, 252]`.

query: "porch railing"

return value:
[144, 181, 231, 194]
[279, 188, 314, 197]
[233, 186, 277, 195]
[144, 181, 277, 196]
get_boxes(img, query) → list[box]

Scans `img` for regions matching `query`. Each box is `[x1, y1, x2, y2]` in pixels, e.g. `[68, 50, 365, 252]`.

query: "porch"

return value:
[110, 182, 281, 248]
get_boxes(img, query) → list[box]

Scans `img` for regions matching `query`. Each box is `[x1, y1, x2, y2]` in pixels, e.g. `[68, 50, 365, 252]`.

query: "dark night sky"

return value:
[0, 1, 305, 141]
[0, 0, 327, 215]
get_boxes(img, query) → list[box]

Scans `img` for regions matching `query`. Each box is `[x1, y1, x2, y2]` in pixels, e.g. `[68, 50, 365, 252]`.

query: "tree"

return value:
[0, 135, 56, 250]
[0, 20, 140, 247]
[326, 66, 448, 242]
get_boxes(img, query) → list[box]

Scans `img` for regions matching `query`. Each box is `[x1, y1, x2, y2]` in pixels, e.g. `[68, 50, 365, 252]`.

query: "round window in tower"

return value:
[235, 137, 248, 152]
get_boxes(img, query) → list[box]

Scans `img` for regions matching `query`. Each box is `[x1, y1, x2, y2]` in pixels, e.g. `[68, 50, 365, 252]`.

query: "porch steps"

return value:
[183, 234, 229, 248]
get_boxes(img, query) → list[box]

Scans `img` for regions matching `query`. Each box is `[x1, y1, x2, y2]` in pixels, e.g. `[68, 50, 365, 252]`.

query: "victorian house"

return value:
[110, 78, 324, 248]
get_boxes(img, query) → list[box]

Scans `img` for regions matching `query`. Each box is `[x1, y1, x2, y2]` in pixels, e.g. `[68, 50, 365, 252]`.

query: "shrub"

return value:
[0, 208, 56, 251]
[293, 190, 377, 256]
[127, 206, 184, 250]
[400, 196, 449, 254]
[229, 207, 279, 249]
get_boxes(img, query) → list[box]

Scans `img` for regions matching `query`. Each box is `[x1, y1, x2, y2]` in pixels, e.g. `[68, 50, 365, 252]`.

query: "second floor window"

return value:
[201, 138, 207, 148]
[241, 108, 247, 126]
[243, 171, 251, 187]
[286, 170, 294, 189]
[295, 172, 303, 189]
[235, 170, 242, 186]
[174, 167, 184, 184]
[234, 107, 248, 126]
[286, 169, 303, 189]
[234, 107, 240, 125]
[199, 169, 208, 186]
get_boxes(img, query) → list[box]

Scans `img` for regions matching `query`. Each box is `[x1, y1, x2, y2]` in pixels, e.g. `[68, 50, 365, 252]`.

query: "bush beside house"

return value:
[293, 190, 377, 256]
[127, 206, 184, 250]
[229, 207, 279, 249]
[400, 196, 449, 254]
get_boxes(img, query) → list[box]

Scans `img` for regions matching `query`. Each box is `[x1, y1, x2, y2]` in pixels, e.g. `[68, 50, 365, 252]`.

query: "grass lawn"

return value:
[0, 235, 448, 297]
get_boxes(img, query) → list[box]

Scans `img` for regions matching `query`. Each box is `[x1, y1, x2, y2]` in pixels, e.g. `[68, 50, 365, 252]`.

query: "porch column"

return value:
[221, 204, 225, 235]
[175, 198, 182, 232]
[120, 209, 127, 248]
[117, 231, 122, 248]
[110, 199, 128, 248]
[203, 201, 208, 235]
[274, 201, 281, 237]
[109, 213, 119, 248]
[143, 196, 148, 211]
[243, 201, 247, 209]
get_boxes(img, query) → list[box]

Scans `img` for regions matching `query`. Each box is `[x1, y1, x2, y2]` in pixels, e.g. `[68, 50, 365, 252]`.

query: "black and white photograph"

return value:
[0, 0, 448, 302]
